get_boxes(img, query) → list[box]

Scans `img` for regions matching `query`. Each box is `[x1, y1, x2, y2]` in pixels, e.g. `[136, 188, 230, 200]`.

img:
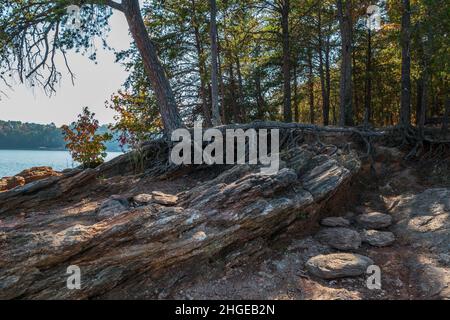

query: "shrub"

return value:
[62, 107, 112, 168]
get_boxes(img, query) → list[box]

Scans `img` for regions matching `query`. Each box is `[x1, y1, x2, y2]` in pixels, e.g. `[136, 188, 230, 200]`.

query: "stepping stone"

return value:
[305, 253, 374, 279]
[152, 191, 178, 206]
[357, 212, 392, 229]
[321, 217, 350, 227]
[315, 227, 361, 250]
[361, 230, 395, 247]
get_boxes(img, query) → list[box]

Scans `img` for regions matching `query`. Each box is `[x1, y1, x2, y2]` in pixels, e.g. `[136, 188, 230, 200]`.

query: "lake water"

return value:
[0, 150, 123, 177]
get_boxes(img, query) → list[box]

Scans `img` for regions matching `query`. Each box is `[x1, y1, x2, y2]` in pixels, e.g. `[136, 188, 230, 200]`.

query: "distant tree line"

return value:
[0, 120, 121, 152]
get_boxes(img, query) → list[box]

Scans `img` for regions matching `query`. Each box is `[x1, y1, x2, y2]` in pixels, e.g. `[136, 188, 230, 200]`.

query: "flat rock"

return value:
[306, 253, 374, 279]
[315, 227, 361, 250]
[152, 191, 178, 206]
[357, 212, 392, 229]
[321, 217, 350, 227]
[361, 230, 395, 247]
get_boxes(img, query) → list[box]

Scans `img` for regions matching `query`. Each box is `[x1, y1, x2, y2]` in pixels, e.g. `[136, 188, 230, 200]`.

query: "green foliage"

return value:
[62, 107, 112, 168]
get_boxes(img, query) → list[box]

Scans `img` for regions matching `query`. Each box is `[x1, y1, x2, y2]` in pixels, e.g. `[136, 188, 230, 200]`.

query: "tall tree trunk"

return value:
[318, 3, 329, 126]
[419, 73, 428, 135]
[325, 28, 332, 125]
[400, 0, 412, 127]
[281, 0, 292, 122]
[442, 95, 450, 133]
[122, 0, 183, 134]
[236, 54, 245, 121]
[337, 0, 353, 126]
[416, 78, 423, 126]
[191, 0, 212, 127]
[364, 28, 372, 128]
[255, 71, 265, 120]
[228, 63, 240, 123]
[209, 0, 222, 126]
[217, 24, 227, 124]
[352, 50, 359, 123]
[293, 63, 299, 123]
[308, 49, 315, 124]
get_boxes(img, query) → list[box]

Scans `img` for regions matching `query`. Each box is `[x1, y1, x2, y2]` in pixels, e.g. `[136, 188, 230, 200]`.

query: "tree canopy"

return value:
[1, 0, 449, 138]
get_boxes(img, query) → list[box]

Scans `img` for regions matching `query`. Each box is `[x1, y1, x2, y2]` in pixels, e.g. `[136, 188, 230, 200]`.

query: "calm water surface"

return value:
[0, 149, 122, 177]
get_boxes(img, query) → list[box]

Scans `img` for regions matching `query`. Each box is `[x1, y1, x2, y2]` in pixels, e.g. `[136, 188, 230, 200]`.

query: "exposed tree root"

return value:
[105, 121, 450, 179]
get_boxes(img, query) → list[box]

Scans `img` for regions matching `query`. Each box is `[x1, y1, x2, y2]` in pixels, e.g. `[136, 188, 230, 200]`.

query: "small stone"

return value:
[133, 193, 153, 205]
[305, 253, 374, 279]
[357, 212, 392, 229]
[361, 230, 395, 247]
[321, 217, 351, 227]
[192, 231, 207, 241]
[152, 191, 178, 206]
[315, 227, 361, 250]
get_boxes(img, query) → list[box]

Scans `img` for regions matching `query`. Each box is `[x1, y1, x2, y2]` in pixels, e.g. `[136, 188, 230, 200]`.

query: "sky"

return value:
[0, 11, 133, 126]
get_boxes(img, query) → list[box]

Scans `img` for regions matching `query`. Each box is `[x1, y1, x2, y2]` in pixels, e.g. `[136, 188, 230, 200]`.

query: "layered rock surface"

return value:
[0, 147, 360, 299]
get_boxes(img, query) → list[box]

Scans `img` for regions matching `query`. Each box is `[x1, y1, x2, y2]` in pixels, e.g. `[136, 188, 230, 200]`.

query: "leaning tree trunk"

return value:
[122, 0, 184, 134]
[337, 0, 353, 126]
[318, 4, 330, 126]
[209, 0, 222, 126]
[400, 0, 412, 128]
[281, 0, 292, 123]
[191, 0, 212, 127]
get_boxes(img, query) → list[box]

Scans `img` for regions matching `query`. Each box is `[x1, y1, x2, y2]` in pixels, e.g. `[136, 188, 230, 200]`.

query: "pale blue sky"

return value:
[0, 11, 133, 126]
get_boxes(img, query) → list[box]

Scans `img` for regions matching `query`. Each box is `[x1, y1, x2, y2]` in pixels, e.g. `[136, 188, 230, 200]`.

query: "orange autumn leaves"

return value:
[62, 107, 112, 168]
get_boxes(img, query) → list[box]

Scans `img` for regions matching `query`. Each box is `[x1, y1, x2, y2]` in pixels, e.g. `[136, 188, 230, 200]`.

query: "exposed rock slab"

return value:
[306, 253, 374, 279]
[389, 188, 450, 299]
[0, 147, 360, 299]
